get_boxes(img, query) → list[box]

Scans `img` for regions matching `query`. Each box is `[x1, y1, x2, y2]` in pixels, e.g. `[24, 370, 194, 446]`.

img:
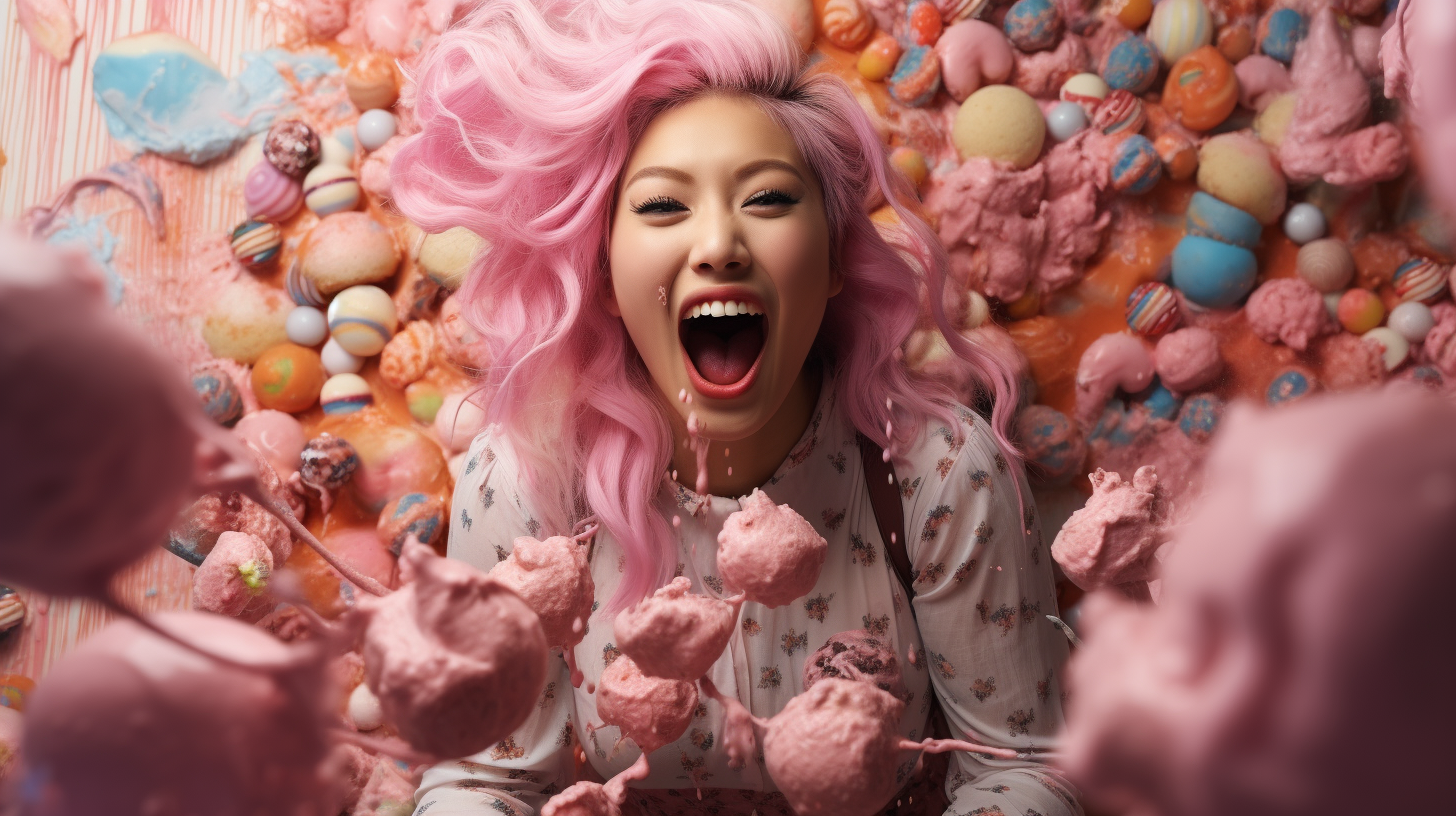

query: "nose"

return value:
[687, 205, 749, 277]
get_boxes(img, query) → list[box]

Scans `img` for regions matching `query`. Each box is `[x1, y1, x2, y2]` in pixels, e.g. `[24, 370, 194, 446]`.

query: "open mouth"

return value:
[679, 298, 767, 399]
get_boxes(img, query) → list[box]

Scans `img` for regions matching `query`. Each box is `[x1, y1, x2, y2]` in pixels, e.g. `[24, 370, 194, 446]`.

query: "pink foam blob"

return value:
[716, 489, 827, 608]
[614, 576, 738, 681]
[191, 530, 276, 621]
[233, 409, 307, 480]
[1075, 332, 1155, 426]
[1051, 466, 1169, 598]
[1154, 327, 1223, 394]
[802, 629, 910, 704]
[595, 653, 697, 755]
[489, 535, 595, 684]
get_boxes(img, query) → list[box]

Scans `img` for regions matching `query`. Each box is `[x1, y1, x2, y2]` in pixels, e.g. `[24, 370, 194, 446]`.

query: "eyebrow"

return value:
[623, 158, 805, 189]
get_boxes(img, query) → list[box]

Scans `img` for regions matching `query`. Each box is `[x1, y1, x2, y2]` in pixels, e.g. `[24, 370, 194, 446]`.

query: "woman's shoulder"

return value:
[896, 402, 1010, 485]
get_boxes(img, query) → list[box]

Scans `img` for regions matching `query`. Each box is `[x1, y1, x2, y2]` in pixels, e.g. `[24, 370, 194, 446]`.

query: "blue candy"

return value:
[1171, 234, 1259, 309]
[1004, 0, 1062, 52]
[1111, 135, 1163, 195]
[191, 368, 243, 427]
[1261, 8, 1308, 65]
[1102, 36, 1160, 94]
[1185, 191, 1263, 250]
[1177, 394, 1224, 441]
[1136, 380, 1183, 421]
[1266, 369, 1314, 406]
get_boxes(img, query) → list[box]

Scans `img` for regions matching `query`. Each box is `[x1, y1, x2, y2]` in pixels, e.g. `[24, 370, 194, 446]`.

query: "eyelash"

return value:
[630, 188, 800, 215]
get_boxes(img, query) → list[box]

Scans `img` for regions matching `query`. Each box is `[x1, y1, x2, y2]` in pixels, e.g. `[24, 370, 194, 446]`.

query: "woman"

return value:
[392, 1, 1078, 814]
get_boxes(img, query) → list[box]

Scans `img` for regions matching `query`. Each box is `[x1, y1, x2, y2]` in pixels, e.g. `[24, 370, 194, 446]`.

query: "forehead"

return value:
[622, 94, 810, 180]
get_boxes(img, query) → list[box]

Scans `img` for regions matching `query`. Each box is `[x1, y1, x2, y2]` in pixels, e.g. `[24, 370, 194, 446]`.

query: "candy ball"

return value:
[1282, 202, 1326, 245]
[1170, 234, 1258, 309]
[1155, 327, 1222, 392]
[1361, 327, 1410, 371]
[405, 381, 444, 424]
[1110, 135, 1162, 195]
[1337, 289, 1385, 334]
[343, 424, 450, 512]
[935, 19, 1014, 102]
[1046, 101, 1088, 142]
[1155, 132, 1199, 181]
[300, 212, 401, 296]
[940, 0, 983, 24]
[229, 220, 281, 268]
[191, 368, 244, 427]
[1185, 191, 1262, 250]
[1015, 404, 1085, 484]
[857, 33, 901, 81]
[300, 434, 359, 491]
[327, 285, 398, 357]
[345, 52, 400, 111]
[952, 85, 1045, 169]
[250, 344, 326, 414]
[322, 338, 365, 376]
[1388, 301, 1436, 344]
[285, 259, 327, 309]
[1109, 0, 1152, 30]
[356, 109, 397, 152]
[1323, 291, 1342, 320]
[243, 161, 302, 223]
[1296, 239, 1355, 293]
[819, 0, 873, 50]
[320, 373, 375, 415]
[1197, 132, 1287, 225]
[1125, 281, 1181, 336]
[1101, 36, 1160, 93]
[905, 0, 943, 46]
[1266, 368, 1315, 406]
[888, 46, 942, 107]
[233, 410, 307, 478]
[1176, 393, 1224, 441]
[319, 135, 354, 169]
[348, 683, 384, 731]
[1060, 72, 1109, 111]
[262, 119, 321, 180]
[202, 281, 292, 364]
[1162, 46, 1237, 131]
[889, 146, 929, 187]
[1392, 258, 1450, 305]
[286, 305, 328, 347]
[377, 492, 446, 555]
[1147, 0, 1212, 65]
[1253, 92, 1297, 148]
[1260, 8, 1307, 65]
[1003, 0, 1062, 52]
[303, 164, 361, 217]
[1093, 89, 1145, 137]
[418, 227, 483, 290]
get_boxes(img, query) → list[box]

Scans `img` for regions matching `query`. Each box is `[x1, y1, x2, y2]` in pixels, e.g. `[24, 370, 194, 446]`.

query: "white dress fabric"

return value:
[414, 378, 1081, 816]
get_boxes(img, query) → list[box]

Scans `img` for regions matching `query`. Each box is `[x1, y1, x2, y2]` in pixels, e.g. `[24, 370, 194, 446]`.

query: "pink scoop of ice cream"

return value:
[1074, 333, 1156, 427]
[1052, 467, 1169, 599]
[1060, 390, 1456, 816]
[1154, 328, 1224, 394]
[1234, 55, 1292, 112]
[596, 653, 698, 755]
[17, 611, 339, 816]
[191, 530, 275, 622]
[716, 489, 828, 609]
[1243, 278, 1334, 352]
[358, 539, 549, 759]
[936, 20, 1015, 102]
[614, 576, 738, 681]
[802, 629, 909, 704]
[489, 536, 594, 649]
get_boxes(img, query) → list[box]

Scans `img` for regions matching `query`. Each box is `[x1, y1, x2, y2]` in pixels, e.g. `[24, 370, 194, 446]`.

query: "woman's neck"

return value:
[669, 363, 822, 498]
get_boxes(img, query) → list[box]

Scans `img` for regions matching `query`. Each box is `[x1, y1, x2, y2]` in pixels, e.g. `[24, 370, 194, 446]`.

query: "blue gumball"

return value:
[1185, 192, 1263, 250]
[1177, 393, 1224, 441]
[1262, 8, 1308, 65]
[1266, 369, 1315, 406]
[1102, 36, 1159, 94]
[1171, 234, 1259, 309]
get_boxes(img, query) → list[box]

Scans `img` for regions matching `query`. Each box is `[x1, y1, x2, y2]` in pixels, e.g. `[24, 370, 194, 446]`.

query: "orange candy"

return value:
[1005, 289, 1042, 320]
[816, 0, 873, 51]
[251, 343, 327, 414]
[890, 146, 929, 188]
[1337, 289, 1386, 335]
[1109, 0, 1152, 30]
[1216, 24, 1254, 63]
[857, 33, 902, 81]
[1162, 46, 1237, 131]
[1155, 132, 1199, 181]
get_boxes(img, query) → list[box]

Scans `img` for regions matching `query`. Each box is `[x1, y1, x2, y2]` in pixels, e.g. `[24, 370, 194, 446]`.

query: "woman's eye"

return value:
[745, 188, 799, 208]
[632, 195, 686, 215]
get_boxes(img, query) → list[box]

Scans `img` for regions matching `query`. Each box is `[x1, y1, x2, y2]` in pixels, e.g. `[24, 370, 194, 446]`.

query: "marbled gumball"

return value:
[250, 344, 326, 414]
[244, 161, 302, 223]
[818, 0, 872, 50]
[377, 492, 446, 555]
[262, 119, 321, 180]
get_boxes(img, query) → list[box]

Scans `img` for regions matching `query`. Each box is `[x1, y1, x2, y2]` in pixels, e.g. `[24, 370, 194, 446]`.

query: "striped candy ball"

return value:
[302, 164, 362, 217]
[820, 0, 873, 50]
[1147, 0, 1212, 64]
[229, 220, 281, 268]
[378, 492, 446, 556]
[1111, 134, 1163, 195]
[1093, 89, 1145, 137]
[285, 258, 327, 307]
[1392, 258, 1450, 305]
[888, 45, 942, 107]
[243, 160, 302, 222]
[0, 588, 24, 635]
[940, 0, 989, 24]
[1126, 281, 1182, 336]
[320, 373, 374, 415]
[326, 284, 398, 357]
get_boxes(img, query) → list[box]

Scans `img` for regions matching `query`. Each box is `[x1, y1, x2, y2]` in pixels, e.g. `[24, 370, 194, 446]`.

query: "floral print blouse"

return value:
[414, 379, 1081, 816]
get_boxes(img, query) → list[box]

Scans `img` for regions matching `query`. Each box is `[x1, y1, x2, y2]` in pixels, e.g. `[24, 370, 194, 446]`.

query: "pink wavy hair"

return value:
[392, 0, 1023, 609]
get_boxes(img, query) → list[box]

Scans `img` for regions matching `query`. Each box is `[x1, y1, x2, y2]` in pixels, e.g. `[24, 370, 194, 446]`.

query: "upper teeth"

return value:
[689, 300, 761, 318]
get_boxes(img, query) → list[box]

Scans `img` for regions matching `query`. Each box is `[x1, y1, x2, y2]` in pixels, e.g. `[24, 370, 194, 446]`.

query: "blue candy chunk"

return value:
[1171, 234, 1259, 309]
[1185, 191, 1263, 250]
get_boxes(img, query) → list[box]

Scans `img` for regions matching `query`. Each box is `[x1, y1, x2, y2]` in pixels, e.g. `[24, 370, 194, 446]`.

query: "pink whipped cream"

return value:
[1243, 278, 1334, 351]
[1074, 332, 1156, 426]
[614, 576, 739, 681]
[1051, 466, 1169, 599]
[716, 489, 828, 608]
[595, 653, 698, 755]
[1153, 327, 1224, 394]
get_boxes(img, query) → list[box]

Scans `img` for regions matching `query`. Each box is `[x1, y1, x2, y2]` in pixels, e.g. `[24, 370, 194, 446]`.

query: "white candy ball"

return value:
[285, 305, 328, 346]
[1045, 102, 1088, 143]
[348, 682, 384, 731]
[356, 109, 397, 152]
[1388, 301, 1436, 344]
[321, 337, 364, 375]
[1362, 327, 1411, 371]
[1282, 202, 1326, 245]
[1323, 291, 1343, 320]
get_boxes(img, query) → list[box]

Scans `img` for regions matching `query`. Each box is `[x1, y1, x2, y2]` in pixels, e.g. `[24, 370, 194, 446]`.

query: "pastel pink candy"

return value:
[233, 409, 307, 481]
[802, 629, 909, 703]
[244, 160, 303, 222]
[595, 653, 697, 755]
[1154, 328, 1223, 394]
[1244, 278, 1333, 351]
[1051, 467, 1168, 597]
[614, 576, 736, 680]
[1061, 390, 1456, 816]
[489, 535, 594, 648]
[716, 489, 828, 608]
[1234, 55, 1291, 111]
[358, 539, 548, 758]
[1074, 333, 1155, 426]
[321, 527, 398, 590]
[761, 679, 905, 816]
[936, 20, 1014, 103]
[20, 611, 339, 816]
[191, 530, 275, 621]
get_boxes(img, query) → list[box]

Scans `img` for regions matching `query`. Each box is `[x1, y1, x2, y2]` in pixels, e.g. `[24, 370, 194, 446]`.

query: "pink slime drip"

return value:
[25, 161, 165, 240]
[686, 410, 710, 499]
[1074, 333, 1156, 426]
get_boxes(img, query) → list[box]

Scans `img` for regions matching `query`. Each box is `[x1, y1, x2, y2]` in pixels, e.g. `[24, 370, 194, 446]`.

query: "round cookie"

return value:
[202, 280, 292, 364]
[952, 84, 1045, 169]
[300, 212, 401, 296]
[1196, 132, 1287, 225]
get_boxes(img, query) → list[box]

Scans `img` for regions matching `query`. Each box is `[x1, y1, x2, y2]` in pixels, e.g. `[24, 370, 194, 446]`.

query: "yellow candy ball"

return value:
[857, 33, 901, 82]
[1196, 132, 1287, 226]
[952, 85, 1046, 170]
[889, 146, 929, 188]
[327, 284, 399, 357]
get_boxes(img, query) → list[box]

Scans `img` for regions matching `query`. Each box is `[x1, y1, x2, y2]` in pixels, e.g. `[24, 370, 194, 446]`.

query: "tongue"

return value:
[684, 324, 763, 386]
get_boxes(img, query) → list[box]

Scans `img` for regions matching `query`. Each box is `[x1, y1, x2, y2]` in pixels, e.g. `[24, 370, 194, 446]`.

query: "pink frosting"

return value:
[489, 535, 595, 649]
[358, 539, 549, 758]
[1061, 390, 1456, 816]
[716, 489, 828, 608]
[1011, 32, 1091, 99]
[1280, 9, 1407, 187]
[935, 20, 1015, 103]
[1153, 327, 1224, 394]
[925, 130, 1114, 302]
[595, 654, 698, 755]
[1317, 332, 1387, 390]
[614, 576, 737, 681]
[1416, 301, 1456, 376]
[802, 629, 909, 703]
[1234, 55, 1292, 112]
[1074, 332, 1156, 426]
[175, 488, 294, 565]
[359, 134, 405, 201]
[1243, 278, 1334, 351]
[191, 530, 276, 621]
[1051, 466, 1168, 598]
[20, 611, 340, 815]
